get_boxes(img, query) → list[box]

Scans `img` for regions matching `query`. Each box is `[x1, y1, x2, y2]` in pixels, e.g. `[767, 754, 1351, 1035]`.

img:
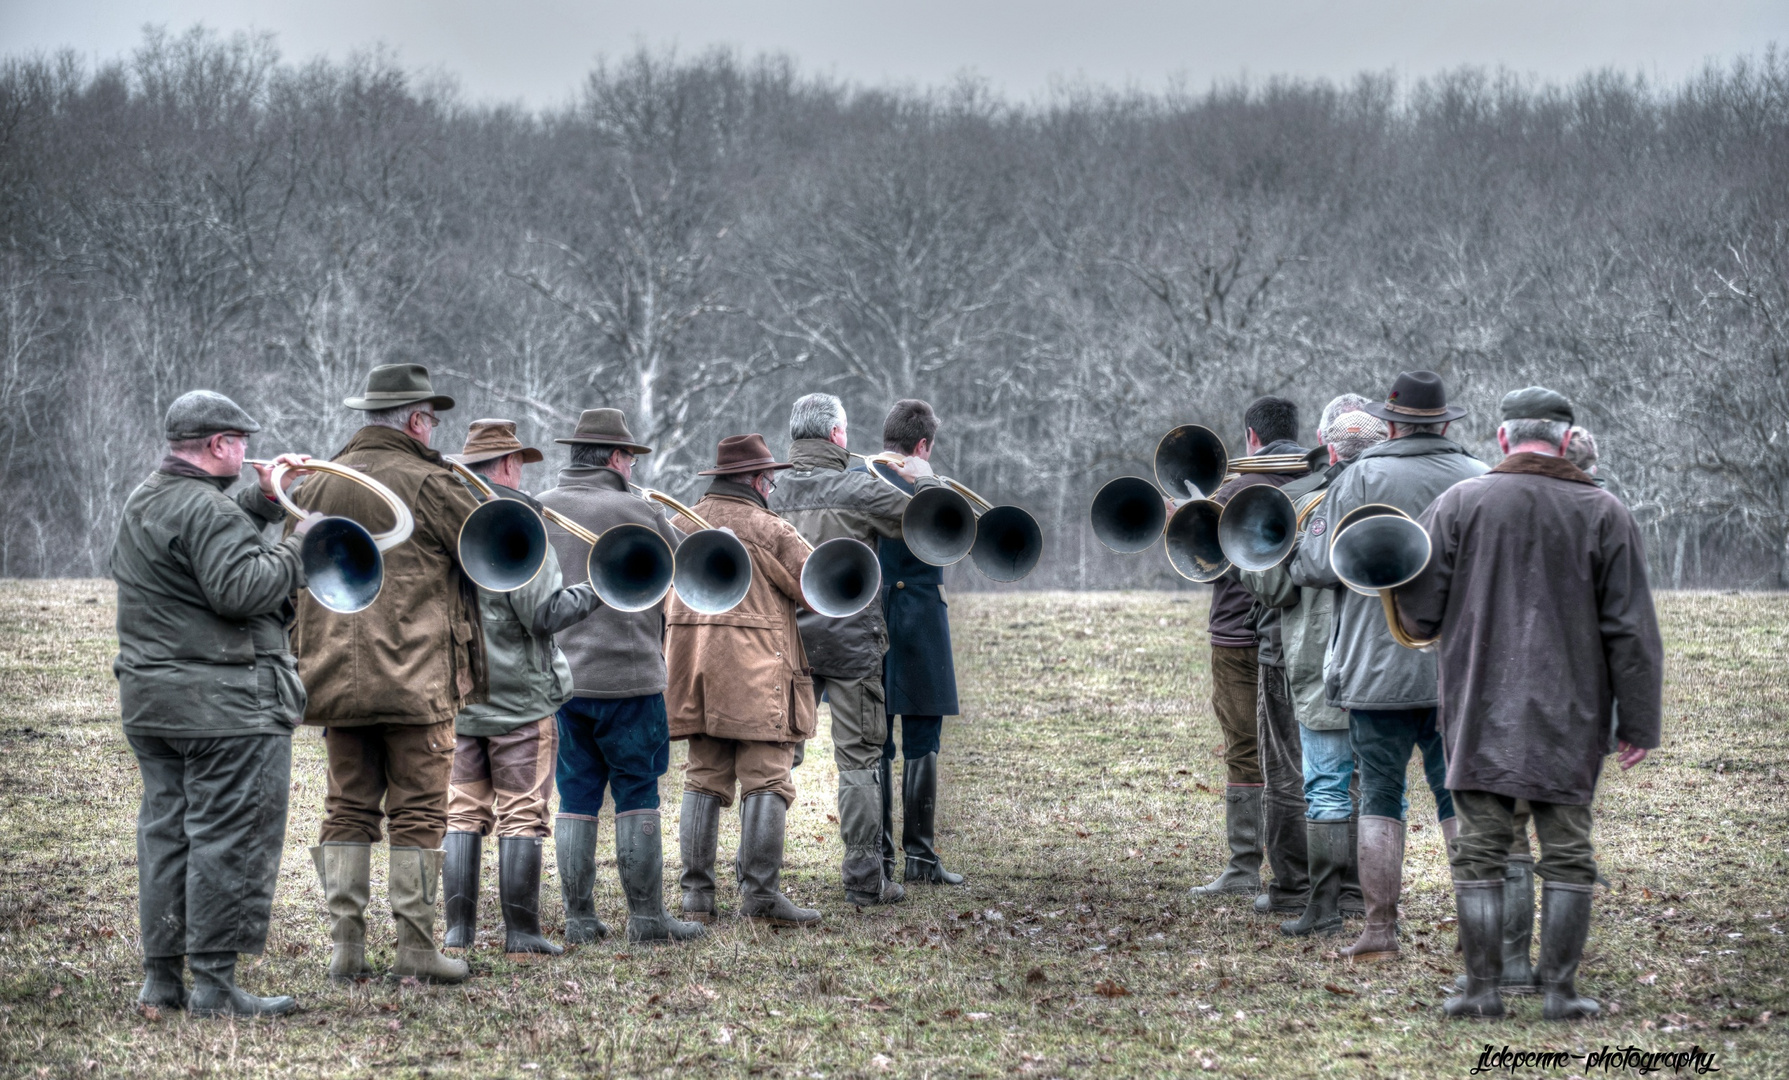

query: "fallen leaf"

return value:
[826, 813, 839, 823]
[1026, 968, 1047, 985]
[1324, 984, 1358, 996]
[49, 985, 63, 1000]
[1195, 783, 1213, 793]
[1094, 980, 1130, 998]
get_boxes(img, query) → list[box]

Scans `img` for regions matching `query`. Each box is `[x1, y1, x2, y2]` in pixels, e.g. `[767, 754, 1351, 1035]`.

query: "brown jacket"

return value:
[289, 425, 488, 726]
[664, 482, 817, 744]
[1395, 453, 1664, 805]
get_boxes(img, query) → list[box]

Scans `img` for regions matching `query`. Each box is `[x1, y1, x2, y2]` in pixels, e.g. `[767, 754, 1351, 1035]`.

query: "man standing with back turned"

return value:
[114, 391, 309, 1017]
[1397, 387, 1662, 1020]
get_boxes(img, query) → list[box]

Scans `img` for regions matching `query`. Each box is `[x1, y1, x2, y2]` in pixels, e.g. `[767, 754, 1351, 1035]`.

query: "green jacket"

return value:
[1238, 463, 1350, 733]
[454, 487, 599, 736]
[111, 460, 308, 739]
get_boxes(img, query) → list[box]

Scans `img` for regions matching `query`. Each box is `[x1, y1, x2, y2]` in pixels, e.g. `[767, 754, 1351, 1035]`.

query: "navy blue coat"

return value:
[867, 463, 959, 717]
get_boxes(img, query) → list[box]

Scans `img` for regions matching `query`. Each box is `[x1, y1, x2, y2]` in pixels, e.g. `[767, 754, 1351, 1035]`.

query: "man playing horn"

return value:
[1290, 370, 1488, 962]
[113, 391, 309, 1017]
[535, 410, 699, 944]
[293, 362, 483, 985]
[769, 393, 940, 908]
[1395, 387, 1662, 1020]
[666, 434, 820, 927]
[440, 420, 604, 959]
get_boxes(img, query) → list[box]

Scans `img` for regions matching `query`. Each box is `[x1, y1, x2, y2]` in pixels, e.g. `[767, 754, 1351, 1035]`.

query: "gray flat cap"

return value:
[165, 390, 261, 441]
[1499, 386, 1574, 425]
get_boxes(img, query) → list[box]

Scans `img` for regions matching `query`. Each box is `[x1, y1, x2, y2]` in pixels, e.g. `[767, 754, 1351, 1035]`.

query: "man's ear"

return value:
[1559, 430, 1575, 457]
[1496, 427, 1511, 455]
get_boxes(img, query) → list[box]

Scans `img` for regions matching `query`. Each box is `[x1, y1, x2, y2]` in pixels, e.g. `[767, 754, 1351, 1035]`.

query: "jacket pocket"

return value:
[790, 672, 817, 740]
[259, 651, 307, 726]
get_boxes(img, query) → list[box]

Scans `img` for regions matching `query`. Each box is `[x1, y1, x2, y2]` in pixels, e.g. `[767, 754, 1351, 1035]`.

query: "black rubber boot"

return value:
[738, 793, 821, 927]
[1255, 785, 1311, 915]
[138, 955, 187, 1012]
[187, 952, 297, 1018]
[1189, 785, 1263, 897]
[841, 768, 905, 905]
[1443, 881, 1506, 1019]
[1455, 854, 1537, 995]
[901, 752, 965, 885]
[679, 792, 721, 923]
[615, 809, 706, 943]
[498, 836, 563, 960]
[878, 758, 899, 884]
[1280, 821, 1347, 937]
[1538, 881, 1600, 1020]
[555, 816, 610, 944]
[442, 831, 480, 953]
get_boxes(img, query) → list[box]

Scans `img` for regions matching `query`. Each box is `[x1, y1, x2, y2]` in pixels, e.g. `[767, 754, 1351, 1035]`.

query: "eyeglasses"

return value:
[416, 412, 440, 429]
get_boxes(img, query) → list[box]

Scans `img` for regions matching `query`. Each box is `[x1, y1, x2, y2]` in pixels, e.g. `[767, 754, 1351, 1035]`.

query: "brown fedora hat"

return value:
[343, 362, 455, 412]
[554, 408, 653, 455]
[445, 418, 544, 466]
[1361, 370, 1468, 424]
[697, 433, 793, 476]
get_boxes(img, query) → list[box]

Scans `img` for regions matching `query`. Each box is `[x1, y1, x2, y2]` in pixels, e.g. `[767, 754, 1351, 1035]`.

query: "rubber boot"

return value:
[187, 952, 298, 1018]
[138, 955, 187, 1012]
[679, 792, 721, 923]
[615, 809, 707, 943]
[442, 831, 480, 953]
[1280, 821, 1348, 937]
[555, 815, 610, 943]
[1443, 880, 1506, 1018]
[310, 842, 377, 982]
[1254, 787, 1311, 914]
[1341, 816, 1405, 961]
[1340, 815, 1364, 917]
[387, 846, 470, 984]
[841, 768, 905, 905]
[738, 793, 821, 927]
[902, 752, 965, 885]
[499, 836, 563, 960]
[878, 758, 899, 884]
[1440, 815, 1460, 847]
[1455, 855, 1537, 994]
[1538, 881, 1600, 1020]
[1189, 785, 1263, 897]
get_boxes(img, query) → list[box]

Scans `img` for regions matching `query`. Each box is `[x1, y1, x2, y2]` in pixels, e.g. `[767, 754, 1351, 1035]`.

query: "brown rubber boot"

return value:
[1341, 815, 1405, 962]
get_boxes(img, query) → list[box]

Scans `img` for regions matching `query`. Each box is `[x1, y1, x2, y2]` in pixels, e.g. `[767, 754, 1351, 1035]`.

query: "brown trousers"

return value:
[319, 720, 456, 849]
[682, 733, 798, 807]
[1210, 645, 1262, 785]
[447, 718, 557, 838]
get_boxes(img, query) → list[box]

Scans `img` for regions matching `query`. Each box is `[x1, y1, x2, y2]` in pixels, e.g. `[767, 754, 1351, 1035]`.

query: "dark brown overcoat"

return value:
[1394, 453, 1664, 805]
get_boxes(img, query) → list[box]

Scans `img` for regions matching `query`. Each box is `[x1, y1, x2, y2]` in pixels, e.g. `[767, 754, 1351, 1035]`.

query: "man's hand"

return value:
[1616, 741, 1649, 771]
[891, 454, 934, 482]
[252, 453, 312, 500]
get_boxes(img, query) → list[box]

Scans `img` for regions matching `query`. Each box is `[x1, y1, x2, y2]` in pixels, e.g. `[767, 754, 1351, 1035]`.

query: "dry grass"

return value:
[0, 580, 1784, 1078]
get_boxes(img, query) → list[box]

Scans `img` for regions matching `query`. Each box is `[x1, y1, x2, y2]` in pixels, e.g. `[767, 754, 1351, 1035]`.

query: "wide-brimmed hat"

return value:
[445, 419, 544, 466]
[554, 408, 653, 455]
[343, 363, 455, 412]
[1361, 370, 1467, 424]
[697, 433, 793, 476]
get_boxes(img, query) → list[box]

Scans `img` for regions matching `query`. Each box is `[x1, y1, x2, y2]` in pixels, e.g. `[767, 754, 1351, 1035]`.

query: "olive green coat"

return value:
[111, 462, 308, 738]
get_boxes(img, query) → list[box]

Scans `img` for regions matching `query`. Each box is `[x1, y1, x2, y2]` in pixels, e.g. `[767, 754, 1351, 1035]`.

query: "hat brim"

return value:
[344, 393, 456, 412]
[1360, 401, 1467, 424]
[697, 459, 795, 476]
[552, 437, 654, 454]
[448, 446, 544, 466]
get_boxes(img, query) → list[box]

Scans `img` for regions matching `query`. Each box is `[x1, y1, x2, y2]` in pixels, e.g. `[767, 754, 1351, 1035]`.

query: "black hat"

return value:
[165, 390, 261, 441]
[344, 363, 455, 412]
[1361, 370, 1467, 424]
[1499, 386, 1574, 425]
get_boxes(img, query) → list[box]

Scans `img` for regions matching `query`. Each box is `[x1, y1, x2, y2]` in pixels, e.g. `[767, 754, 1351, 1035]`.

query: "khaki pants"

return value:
[683, 734, 798, 808]
[1448, 789, 1596, 886]
[1210, 645, 1262, 785]
[319, 720, 456, 849]
[816, 673, 888, 773]
[447, 718, 557, 838]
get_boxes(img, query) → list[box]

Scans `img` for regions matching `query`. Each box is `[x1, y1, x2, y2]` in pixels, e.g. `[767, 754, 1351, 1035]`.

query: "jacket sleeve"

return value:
[869, 473, 941, 540]
[1597, 508, 1665, 750]
[417, 471, 485, 568]
[533, 582, 600, 636]
[183, 491, 306, 621]
[1395, 492, 1458, 639]
[755, 518, 811, 610]
[1237, 564, 1297, 609]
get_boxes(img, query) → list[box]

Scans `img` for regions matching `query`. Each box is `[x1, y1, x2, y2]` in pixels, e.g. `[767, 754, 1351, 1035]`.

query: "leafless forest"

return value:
[1, 28, 1785, 587]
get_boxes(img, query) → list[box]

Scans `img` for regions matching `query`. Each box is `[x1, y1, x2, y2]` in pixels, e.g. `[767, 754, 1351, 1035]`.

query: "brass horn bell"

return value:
[1217, 484, 1299, 572]
[1329, 504, 1432, 596]
[801, 537, 883, 618]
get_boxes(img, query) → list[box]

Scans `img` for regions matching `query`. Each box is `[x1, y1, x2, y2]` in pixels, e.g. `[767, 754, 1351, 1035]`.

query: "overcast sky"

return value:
[3, 1, 1784, 108]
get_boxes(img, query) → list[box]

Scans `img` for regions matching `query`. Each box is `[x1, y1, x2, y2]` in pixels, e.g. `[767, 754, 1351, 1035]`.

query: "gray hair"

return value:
[789, 393, 847, 442]
[363, 401, 432, 430]
[569, 443, 623, 469]
[1501, 418, 1570, 449]
[1563, 426, 1598, 474]
[1318, 393, 1374, 435]
[465, 453, 515, 477]
[1391, 420, 1449, 436]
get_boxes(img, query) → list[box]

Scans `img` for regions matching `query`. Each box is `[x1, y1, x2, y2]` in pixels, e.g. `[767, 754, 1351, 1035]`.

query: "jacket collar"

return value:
[1490, 452, 1597, 484]
[157, 455, 233, 490]
[1253, 438, 1308, 458]
[342, 423, 448, 466]
[1357, 432, 1474, 461]
[554, 465, 630, 492]
[789, 439, 849, 472]
[707, 477, 768, 509]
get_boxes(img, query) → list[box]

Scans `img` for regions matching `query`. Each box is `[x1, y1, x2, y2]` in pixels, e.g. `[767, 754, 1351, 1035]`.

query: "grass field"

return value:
[0, 582, 1784, 1079]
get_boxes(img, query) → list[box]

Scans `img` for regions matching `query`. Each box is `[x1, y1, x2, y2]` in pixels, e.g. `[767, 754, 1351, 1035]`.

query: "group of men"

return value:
[111, 364, 970, 1017]
[1189, 370, 1663, 1021]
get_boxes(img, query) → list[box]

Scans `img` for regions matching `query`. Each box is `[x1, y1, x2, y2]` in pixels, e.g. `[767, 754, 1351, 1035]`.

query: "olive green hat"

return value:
[1499, 386, 1574, 425]
[344, 363, 455, 412]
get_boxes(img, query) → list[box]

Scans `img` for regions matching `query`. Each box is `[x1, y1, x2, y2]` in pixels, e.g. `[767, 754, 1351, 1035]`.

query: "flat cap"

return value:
[165, 390, 261, 441]
[1500, 386, 1574, 425]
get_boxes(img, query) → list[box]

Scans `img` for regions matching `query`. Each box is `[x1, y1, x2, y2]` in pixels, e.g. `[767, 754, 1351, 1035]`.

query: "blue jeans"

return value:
[555, 694, 669, 817]
[1299, 724, 1355, 822]
[1349, 707, 1454, 823]
[882, 715, 944, 761]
